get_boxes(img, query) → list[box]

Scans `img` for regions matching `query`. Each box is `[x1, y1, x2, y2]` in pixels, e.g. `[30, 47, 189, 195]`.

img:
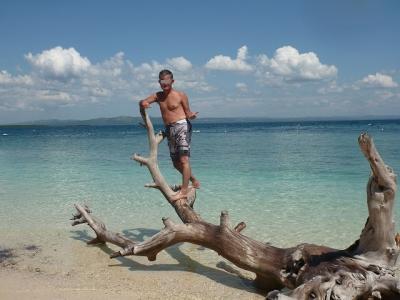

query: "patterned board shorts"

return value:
[165, 119, 192, 161]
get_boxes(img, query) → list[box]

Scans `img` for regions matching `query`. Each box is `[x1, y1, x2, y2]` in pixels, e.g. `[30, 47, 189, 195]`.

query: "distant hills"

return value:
[2, 115, 400, 126]
[2, 116, 158, 127]
[17, 116, 151, 126]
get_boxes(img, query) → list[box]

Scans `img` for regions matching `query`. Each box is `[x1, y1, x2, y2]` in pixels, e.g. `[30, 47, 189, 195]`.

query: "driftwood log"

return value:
[71, 109, 399, 299]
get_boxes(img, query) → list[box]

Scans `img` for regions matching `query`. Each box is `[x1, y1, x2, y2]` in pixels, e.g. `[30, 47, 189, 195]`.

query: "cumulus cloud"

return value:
[257, 46, 337, 82]
[166, 57, 192, 72]
[360, 72, 398, 88]
[85, 52, 134, 95]
[25, 46, 91, 79]
[132, 57, 211, 92]
[0, 70, 33, 85]
[90, 52, 125, 78]
[0, 47, 215, 114]
[0, 45, 353, 119]
[36, 90, 73, 103]
[205, 45, 253, 72]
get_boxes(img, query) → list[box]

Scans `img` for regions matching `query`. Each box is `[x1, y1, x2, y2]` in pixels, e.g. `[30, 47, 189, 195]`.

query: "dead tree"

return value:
[71, 109, 399, 299]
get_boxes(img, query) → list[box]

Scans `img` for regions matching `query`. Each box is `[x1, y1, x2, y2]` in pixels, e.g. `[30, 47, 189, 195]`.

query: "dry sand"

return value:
[0, 229, 265, 299]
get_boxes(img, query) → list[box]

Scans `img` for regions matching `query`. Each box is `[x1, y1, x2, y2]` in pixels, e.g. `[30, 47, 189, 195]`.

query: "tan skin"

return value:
[139, 74, 200, 201]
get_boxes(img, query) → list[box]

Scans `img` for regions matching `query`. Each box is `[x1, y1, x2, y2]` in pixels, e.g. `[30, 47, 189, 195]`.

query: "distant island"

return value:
[1, 115, 400, 127]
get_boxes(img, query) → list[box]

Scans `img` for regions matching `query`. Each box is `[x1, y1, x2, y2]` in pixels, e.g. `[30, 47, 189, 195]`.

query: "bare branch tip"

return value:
[221, 210, 229, 216]
[110, 251, 121, 259]
[148, 254, 157, 261]
[144, 182, 158, 189]
[234, 222, 247, 233]
[162, 217, 175, 228]
[220, 211, 230, 228]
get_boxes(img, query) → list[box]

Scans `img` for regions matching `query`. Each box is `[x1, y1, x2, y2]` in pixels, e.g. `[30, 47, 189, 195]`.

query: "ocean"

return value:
[1, 119, 399, 250]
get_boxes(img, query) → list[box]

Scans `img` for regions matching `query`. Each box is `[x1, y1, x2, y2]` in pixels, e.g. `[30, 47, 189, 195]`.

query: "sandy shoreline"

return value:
[1, 229, 265, 299]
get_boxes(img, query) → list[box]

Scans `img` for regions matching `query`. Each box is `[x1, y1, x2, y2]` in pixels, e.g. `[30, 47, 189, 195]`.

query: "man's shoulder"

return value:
[173, 90, 187, 98]
[155, 91, 164, 101]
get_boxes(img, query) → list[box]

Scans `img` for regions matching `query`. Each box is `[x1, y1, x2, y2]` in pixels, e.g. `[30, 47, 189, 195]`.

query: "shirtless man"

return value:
[139, 69, 200, 201]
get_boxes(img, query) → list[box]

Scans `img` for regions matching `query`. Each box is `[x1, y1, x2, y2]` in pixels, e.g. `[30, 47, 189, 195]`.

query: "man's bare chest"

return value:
[158, 97, 182, 111]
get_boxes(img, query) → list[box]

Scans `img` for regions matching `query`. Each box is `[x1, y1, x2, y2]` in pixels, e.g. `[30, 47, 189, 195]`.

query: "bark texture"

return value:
[71, 111, 399, 299]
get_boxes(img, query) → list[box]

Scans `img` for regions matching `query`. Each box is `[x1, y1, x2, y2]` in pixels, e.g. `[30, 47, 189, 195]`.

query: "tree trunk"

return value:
[71, 111, 399, 299]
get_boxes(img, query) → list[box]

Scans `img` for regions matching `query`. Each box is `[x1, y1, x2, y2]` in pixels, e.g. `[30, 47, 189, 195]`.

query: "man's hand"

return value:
[187, 111, 198, 120]
[139, 100, 151, 109]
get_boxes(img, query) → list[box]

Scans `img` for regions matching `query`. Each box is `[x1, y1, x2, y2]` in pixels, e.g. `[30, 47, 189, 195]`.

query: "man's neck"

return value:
[162, 88, 173, 97]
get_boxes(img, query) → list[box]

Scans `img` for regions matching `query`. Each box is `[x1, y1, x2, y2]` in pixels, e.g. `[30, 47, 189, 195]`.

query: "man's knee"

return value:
[179, 155, 189, 165]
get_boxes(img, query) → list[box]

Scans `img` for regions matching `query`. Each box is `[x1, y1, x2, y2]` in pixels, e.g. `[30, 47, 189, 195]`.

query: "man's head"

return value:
[159, 69, 174, 91]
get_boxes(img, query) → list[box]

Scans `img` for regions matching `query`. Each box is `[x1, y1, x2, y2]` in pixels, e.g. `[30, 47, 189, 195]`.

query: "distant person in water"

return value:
[139, 69, 200, 201]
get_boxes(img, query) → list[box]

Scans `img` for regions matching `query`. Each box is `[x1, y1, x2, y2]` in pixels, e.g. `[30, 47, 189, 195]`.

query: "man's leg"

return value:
[172, 160, 200, 188]
[170, 155, 192, 201]
[179, 155, 191, 195]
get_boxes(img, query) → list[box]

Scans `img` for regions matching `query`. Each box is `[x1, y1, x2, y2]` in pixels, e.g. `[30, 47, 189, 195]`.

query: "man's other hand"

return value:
[187, 111, 198, 120]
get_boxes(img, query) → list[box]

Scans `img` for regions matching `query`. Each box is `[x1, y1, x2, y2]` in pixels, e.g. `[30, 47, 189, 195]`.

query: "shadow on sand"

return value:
[0, 247, 14, 263]
[70, 227, 262, 295]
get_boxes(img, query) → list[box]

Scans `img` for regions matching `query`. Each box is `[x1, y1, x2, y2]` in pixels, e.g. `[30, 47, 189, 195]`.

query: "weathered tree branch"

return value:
[356, 133, 398, 265]
[131, 107, 199, 221]
[72, 111, 399, 299]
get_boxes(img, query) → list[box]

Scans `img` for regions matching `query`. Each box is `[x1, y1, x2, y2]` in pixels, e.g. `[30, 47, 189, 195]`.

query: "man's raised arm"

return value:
[139, 94, 157, 109]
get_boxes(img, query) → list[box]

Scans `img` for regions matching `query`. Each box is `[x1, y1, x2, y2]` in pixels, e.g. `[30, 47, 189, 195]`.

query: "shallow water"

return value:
[1, 119, 399, 249]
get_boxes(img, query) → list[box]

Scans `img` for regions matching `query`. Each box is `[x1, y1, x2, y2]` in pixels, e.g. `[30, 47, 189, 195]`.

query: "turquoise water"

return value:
[1, 120, 399, 249]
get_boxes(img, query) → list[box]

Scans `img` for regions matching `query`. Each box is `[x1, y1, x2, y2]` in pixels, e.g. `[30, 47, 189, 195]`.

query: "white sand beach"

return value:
[0, 229, 265, 299]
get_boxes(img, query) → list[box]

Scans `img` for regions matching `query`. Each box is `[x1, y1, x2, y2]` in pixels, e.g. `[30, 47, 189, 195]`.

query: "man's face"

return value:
[159, 75, 174, 91]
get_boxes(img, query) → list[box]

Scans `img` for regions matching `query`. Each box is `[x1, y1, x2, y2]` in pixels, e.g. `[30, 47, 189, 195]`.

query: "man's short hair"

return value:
[159, 69, 173, 79]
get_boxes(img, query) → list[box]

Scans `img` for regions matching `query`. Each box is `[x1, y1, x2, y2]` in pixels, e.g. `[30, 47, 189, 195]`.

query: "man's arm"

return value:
[139, 94, 158, 109]
[181, 92, 198, 120]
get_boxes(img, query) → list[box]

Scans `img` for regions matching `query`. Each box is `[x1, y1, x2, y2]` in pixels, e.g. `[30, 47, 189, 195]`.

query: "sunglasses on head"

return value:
[159, 79, 173, 84]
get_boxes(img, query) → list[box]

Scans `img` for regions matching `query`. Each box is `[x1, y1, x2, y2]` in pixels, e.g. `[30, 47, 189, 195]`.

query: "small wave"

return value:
[193, 130, 201, 133]
[2, 133, 8, 136]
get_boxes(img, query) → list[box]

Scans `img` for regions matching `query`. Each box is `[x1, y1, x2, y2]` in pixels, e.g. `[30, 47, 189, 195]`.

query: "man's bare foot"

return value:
[191, 180, 201, 189]
[170, 190, 188, 202]
[177, 181, 200, 189]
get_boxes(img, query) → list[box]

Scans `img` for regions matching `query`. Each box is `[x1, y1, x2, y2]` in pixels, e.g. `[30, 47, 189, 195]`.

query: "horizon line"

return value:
[2, 114, 400, 126]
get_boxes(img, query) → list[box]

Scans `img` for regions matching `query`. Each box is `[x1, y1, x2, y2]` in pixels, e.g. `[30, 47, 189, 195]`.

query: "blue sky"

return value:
[0, 0, 399, 123]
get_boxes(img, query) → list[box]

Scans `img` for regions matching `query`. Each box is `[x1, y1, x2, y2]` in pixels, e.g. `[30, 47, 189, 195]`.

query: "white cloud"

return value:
[133, 61, 165, 82]
[10, 45, 394, 120]
[318, 81, 344, 94]
[90, 52, 125, 78]
[257, 46, 337, 82]
[360, 73, 398, 88]
[236, 82, 248, 92]
[166, 57, 192, 72]
[84, 52, 133, 95]
[1, 47, 215, 114]
[132, 57, 212, 92]
[205, 45, 253, 72]
[89, 87, 110, 97]
[25, 46, 91, 79]
[36, 90, 73, 103]
[0, 70, 33, 85]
